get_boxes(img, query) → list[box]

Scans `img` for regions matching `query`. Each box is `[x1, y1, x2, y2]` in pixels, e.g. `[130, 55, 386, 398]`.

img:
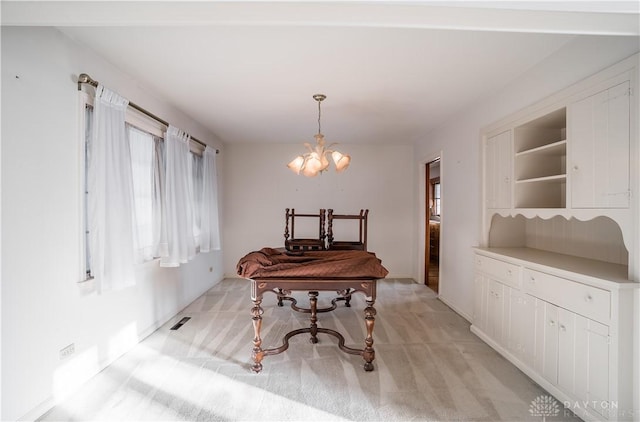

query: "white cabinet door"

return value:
[586, 319, 610, 417]
[533, 302, 611, 416]
[508, 290, 536, 365]
[487, 279, 506, 345]
[557, 309, 610, 417]
[485, 130, 512, 209]
[539, 301, 559, 385]
[558, 308, 577, 394]
[520, 293, 536, 367]
[570, 81, 630, 208]
[474, 272, 513, 350]
[573, 314, 590, 404]
[473, 274, 488, 331]
[507, 289, 522, 356]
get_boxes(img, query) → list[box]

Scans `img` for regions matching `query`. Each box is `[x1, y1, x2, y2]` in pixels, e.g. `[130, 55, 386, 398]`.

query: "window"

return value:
[80, 92, 209, 281]
[431, 178, 441, 217]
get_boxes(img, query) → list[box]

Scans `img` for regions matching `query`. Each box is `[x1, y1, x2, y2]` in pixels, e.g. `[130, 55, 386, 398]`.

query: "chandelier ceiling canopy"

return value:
[287, 94, 350, 177]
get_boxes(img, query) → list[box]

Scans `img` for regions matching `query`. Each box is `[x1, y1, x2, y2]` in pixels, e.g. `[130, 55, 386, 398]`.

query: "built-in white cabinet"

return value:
[570, 80, 630, 209]
[491, 75, 631, 211]
[477, 56, 638, 421]
[472, 249, 636, 421]
[485, 130, 512, 209]
[486, 75, 630, 211]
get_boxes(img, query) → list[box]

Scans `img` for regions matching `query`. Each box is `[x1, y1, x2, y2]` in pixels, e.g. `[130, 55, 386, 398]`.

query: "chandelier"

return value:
[287, 94, 351, 177]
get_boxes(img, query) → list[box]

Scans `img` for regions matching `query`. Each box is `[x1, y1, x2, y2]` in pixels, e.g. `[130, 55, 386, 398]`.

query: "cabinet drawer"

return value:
[475, 255, 520, 288]
[523, 269, 610, 324]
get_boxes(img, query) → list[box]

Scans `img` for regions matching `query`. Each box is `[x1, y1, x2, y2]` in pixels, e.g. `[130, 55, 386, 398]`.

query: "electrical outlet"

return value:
[60, 343, 75, 360]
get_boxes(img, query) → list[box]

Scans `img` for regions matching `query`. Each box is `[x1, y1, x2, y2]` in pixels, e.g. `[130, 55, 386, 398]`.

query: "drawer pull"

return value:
[585, 294, 593, 302]
[549, 319, 556, 327]
[559, 324, 566, 332]
[529, 276, 535, 283]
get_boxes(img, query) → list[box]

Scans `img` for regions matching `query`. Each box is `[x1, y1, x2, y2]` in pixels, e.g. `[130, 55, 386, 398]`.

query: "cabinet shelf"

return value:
[515, 139, 566, 158]
[514, 108, 567, 153]
[516, 174, 566, 184]
[515, 179, 566, 208]
[514, 108, 567, 208]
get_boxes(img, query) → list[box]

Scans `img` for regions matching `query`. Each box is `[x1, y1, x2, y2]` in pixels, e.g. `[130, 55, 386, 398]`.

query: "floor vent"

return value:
[170, 317, 191, 330]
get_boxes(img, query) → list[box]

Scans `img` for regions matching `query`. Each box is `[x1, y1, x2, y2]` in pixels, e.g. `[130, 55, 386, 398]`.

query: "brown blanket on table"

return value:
[236, 247, 389, 279]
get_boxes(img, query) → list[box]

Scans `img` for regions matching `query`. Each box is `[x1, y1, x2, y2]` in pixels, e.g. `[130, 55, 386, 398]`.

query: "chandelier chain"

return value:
[317, 99, 322, 134]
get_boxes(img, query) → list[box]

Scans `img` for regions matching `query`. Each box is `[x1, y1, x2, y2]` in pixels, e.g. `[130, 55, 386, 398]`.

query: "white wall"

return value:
[1, 27, 224, 421]
[223, 142, 414, 278]
[414, 34, 639, 410]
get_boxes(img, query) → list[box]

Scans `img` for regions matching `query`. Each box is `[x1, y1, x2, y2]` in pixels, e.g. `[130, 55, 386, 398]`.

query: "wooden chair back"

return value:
[327, 209, 369, 251]
[284, 208, 326, 251]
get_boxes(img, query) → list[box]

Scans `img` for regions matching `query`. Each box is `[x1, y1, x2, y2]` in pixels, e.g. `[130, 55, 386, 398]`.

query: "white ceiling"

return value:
[4, 1, 639, 146]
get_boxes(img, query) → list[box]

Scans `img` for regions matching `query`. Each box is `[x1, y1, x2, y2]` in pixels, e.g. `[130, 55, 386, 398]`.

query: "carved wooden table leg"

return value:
[344, 288, 352, 307]
[277, 288, 284, 307]
[250, 298, 265, 373]
[308, 291, 319, 344]
[363, 298, 376, 371]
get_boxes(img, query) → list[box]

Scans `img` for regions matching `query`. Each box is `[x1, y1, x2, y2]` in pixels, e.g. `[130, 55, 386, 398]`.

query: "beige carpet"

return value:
[40, 278, 578, 421]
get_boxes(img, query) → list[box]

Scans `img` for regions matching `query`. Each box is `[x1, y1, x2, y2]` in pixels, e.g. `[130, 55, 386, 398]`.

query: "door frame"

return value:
[418, 151, 443, 286]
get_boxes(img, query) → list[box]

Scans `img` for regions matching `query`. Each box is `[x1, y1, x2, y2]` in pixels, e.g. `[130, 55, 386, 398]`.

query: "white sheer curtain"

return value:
[200, 146, 221, 252]
[88, 85, 137, 291]
[159, 125, 195, 267]
[152, 137, 168, 258]
[191, 152, 203, 248]
[128, 126, 155, 262]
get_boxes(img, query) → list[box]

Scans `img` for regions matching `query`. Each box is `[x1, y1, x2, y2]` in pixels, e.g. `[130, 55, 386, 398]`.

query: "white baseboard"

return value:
[438, 294, 472, 322]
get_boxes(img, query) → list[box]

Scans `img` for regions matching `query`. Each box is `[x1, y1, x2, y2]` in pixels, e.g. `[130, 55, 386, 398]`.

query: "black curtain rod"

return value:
[77, 73, 219, 154]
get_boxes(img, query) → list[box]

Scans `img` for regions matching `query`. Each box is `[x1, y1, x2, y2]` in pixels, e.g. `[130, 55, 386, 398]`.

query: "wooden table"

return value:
[249, 277, 378, 373]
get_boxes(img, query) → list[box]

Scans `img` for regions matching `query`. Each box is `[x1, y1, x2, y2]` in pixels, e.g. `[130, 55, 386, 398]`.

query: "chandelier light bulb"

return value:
[287, 156, 305, 174]
[332, 151, 351, 173]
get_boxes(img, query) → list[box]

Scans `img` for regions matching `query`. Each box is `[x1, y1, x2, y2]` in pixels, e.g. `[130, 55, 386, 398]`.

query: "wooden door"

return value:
[424, 159, 440, 292]
[424, 162, 430, 285]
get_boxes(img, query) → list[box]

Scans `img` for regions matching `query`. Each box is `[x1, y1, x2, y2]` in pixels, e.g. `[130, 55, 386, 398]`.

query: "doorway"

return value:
[425, 158, 441, 293]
